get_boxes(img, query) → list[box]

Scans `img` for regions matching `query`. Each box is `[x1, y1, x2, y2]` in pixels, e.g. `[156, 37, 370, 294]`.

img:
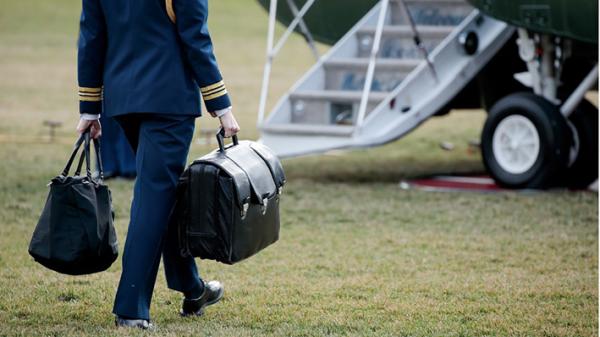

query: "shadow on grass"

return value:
[283, 154, 486, 184]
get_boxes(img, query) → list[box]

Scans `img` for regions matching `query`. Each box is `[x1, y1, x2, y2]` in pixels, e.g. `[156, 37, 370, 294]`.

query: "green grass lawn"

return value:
[0, 0, 598, 336]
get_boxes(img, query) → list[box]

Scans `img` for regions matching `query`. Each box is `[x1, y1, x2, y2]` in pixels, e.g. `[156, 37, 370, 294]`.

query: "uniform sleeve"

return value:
[77, 0, 107, 115]
[170, 0, 232, 112]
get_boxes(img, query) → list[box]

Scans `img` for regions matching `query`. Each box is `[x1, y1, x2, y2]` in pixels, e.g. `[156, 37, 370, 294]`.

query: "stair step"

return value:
[261, 123, 355, 137]
[288, 90, 388, 125]
[323, 58, 418, 91]
[356, 25, 453, 58]
[389, 0, 472, 26]
[392, 0, 467, 3]
[324, 58, 420, 70]
[291, 90, 389, 102]
[358, 25, 455, 37]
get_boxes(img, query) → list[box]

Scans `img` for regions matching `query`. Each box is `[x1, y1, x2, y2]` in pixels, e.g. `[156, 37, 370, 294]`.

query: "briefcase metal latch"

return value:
[260, 198, 269, 215]
[241, 203, 249, 219]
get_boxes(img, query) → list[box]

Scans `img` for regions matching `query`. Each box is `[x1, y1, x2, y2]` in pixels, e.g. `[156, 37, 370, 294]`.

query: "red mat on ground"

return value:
[405, 175, 504, 192]
[404, 175, 597, 193]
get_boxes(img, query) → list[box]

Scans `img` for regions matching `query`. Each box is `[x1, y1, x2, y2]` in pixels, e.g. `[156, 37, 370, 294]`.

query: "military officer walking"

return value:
[75, 0, 240, 329]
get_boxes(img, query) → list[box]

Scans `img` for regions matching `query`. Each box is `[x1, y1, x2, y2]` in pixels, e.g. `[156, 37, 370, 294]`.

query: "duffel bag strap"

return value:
[92, 137, 105, 182]
[74, 131, 93, 181]
[61, 132, 86, 177]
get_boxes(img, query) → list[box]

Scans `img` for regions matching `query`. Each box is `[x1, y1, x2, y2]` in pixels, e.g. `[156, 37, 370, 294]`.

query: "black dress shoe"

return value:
[115, 316, 155, 330]
[180, 280, 224, 317]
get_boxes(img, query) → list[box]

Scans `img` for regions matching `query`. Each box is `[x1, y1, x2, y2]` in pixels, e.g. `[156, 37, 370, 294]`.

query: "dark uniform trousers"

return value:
[99, 115, 136, 178]
[112, 113, 200, 320]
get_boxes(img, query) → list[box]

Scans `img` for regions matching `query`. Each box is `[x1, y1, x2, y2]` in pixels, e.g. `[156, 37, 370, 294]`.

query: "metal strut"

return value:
[285, 0, 320, 60]
[560, 64, 598, 117]
[399, 0, 438, 82]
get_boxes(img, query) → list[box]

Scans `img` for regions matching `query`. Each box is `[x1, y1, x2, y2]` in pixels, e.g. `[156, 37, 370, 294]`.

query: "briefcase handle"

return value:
[216, 127, 239, 153]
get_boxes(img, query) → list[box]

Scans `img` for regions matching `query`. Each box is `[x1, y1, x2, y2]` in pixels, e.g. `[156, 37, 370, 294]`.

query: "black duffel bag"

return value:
[28, 131, 119, 275]
[175, 129, 285, 264]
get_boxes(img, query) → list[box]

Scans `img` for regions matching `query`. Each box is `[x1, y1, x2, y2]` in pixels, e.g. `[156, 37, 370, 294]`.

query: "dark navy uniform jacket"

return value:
[78, 0, 231, 117]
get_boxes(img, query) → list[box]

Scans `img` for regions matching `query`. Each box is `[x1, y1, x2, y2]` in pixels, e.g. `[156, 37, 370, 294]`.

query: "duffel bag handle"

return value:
[74, 131, 93, 180]
[62, 129, 104, 182]
[92, 137, 105, 182]
[216, 127, 239, 153]
[61, 132, 86, 177]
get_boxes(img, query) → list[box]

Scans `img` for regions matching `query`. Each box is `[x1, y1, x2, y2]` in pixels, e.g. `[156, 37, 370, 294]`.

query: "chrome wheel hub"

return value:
[492, 115, 541, 174]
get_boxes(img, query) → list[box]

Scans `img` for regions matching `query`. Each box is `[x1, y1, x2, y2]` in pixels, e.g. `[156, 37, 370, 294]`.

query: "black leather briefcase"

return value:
[175, 129, 285, 265]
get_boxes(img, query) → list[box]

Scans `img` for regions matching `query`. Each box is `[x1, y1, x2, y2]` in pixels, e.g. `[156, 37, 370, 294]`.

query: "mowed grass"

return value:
[0, 0, 598, 336]
[0, 139, 598, 337]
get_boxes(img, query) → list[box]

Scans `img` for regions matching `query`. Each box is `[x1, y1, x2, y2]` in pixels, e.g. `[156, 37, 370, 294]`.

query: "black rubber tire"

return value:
[481, 92, 572, 189]
[564, 100, 599, 189]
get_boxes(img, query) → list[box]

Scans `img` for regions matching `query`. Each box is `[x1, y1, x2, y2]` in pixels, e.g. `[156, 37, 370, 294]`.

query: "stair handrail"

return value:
[354, 0, 390, 135]
[258, 0, 318, 126]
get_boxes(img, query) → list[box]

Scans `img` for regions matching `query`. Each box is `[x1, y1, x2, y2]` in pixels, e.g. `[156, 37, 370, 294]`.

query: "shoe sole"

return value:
[180, 287, 224, 317]
[115, 320, 156, 331]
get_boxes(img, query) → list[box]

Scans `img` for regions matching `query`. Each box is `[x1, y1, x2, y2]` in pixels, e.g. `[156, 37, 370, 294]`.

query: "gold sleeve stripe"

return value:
[80, 96, 102, 102]
[201, 80, 225, 93]
[79, 93, 102, 97]
[201, 84, 225, 96]
[165, 0, 176, 23]
[79, 87, 102, 93]
[203, 89, 228, 101]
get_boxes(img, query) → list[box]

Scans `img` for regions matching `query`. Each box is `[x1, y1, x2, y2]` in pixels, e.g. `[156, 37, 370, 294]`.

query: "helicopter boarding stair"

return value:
[258, 0, 515, 157]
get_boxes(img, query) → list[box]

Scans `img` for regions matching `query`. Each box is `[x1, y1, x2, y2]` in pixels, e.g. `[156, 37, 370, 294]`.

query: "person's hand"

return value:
[219, 110, 240, 138]
[77, 118, 102, 139]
